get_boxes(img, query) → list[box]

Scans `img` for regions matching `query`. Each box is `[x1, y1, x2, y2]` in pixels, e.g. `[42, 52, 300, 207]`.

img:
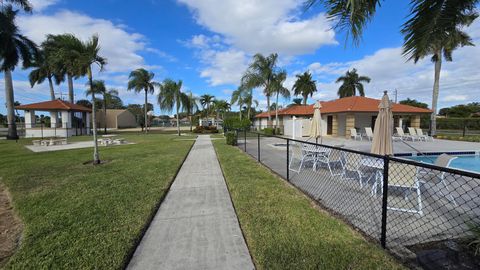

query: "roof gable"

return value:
[255, 96, 431, 118]
[15, 100, 92, 112]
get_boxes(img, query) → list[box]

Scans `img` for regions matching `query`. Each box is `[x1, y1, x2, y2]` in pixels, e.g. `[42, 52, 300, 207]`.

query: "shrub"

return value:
[193, 126, 219, 134]
[225, 131, 237, 146]
[263, 128, 274, 135]
[223, 117, 251, 131]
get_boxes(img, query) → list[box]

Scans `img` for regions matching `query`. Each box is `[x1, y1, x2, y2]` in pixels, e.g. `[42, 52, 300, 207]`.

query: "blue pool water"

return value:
[407, 155, 480, 173]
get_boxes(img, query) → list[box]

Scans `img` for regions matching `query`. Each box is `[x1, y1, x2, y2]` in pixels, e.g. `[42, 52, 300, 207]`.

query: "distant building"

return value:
[96, 109, 137, 129]
[15, 100, 91, 138]
[254, 96, 432, 138]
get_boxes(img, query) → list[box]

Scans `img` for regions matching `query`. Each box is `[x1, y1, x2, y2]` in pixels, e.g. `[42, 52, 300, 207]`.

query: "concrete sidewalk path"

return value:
[128, 135, 254, 270]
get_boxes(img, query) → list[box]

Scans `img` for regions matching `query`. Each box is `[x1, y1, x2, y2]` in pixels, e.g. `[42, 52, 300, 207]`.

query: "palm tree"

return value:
[183, 92, 199, 131]
[2, 0, 32, 12]
[335, 68, 370, 98]
[28, 47, 63, 100]
[212, 99, 230, 122]
[402, 0, 478, 136]
[231, 87, 245, 120]
[127, 68, 159, 133]
[244, 92, 258, 120]
[158, 79, 186, 136]
[270, 70, 290, 128]
[200, 94, 215, 117]
[85, 80, 117, 134]
[292, 72, 316, 105]
[290, 98, 303, 107]
[1, 6, 37, 139]
[77, 35, 107, 164]
[241, 53, 278, 123]
[305, 0, 478, 135]
[43, 34, 84, 103]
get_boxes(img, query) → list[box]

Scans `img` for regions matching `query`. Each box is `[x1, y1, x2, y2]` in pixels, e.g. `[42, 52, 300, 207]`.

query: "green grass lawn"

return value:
[0, 133, 193, 269]
[213, 139, 404, 270]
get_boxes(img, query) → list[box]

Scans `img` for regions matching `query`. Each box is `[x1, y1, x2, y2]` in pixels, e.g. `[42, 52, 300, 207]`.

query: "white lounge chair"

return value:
[365, 127, 374, 141]
[314, 148, 343, 176]
[342, 152, 367, 187]
[396, 127, 415, 141]
[408, 127, 423, 141]
[289, 142, 319, 173]
[418, 153, 457, 206]
[350, 128, 362, 140]
[388, 163, 424, 215]
[416, 128, 433, 141]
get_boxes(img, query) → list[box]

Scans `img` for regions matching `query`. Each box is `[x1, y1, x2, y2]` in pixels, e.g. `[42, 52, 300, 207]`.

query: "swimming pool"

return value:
[406, 155, 480, 173]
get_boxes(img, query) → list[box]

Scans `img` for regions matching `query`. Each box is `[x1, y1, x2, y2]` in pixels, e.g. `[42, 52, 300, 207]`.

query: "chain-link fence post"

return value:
[244, 129, 247, 152]
[380, 156, 390, 248]
[257, 133, 260, 162]
[286, 138, 290, 182]
[463, 119, 467, 137]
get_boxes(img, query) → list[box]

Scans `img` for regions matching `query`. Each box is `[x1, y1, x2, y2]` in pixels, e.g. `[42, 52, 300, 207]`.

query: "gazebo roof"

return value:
[15, 100, 92, 112]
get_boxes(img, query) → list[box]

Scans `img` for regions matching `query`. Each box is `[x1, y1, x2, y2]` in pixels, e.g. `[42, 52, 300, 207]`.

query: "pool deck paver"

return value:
[127, 135, 254, 270]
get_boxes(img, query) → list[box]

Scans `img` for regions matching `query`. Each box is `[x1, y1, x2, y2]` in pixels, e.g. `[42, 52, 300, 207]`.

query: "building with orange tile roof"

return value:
[254, 96, 431, 138]
[15, 100, 92, 138]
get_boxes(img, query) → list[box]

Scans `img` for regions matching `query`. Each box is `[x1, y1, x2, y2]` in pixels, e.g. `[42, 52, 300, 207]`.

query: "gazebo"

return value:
[15, 100, 91, 138]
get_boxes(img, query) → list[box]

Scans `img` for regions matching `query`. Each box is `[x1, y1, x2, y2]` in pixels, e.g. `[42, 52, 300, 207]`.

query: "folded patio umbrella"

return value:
[371, 92, 393, 155]
[309, 100, 322, 143]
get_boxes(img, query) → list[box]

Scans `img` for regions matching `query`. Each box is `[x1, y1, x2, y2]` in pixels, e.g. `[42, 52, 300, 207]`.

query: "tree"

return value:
[231, 87, 245, 120]
[288, 98, 303, 107]
[335, 68, 370, 98]
[399, 98, 429, 109]
[305, 0, 478, 135]
[270, 70, 290, 128]
[104, 89, 123, 109]
[241, 53, 278, 123]
[158, 79, 186, 136]
[200, 94, 215, 117]
[183, 92, 199, 131]
[85, 80, 118, 134]
[292, 71, 316, 105]
[3, 0, 32, 12]
[76, 99, 92, 108]
[77, 35, 107, 164]
[43, 34, 84, 103]
[402, 0, 478, 135]
[27, 47, 63, 100]
[1, 6, 38, 139]
[127, 68, 159, 133]
[212, 99, 230, 122]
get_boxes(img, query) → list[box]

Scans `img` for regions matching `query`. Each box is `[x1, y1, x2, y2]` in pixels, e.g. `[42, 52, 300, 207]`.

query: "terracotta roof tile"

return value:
[255, 96, 431, 118]
[15, 100, 92, 112]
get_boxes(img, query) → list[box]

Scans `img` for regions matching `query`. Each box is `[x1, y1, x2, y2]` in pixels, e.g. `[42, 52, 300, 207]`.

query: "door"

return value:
[327, 115, 333, 135]
[371, 116, 377, 131]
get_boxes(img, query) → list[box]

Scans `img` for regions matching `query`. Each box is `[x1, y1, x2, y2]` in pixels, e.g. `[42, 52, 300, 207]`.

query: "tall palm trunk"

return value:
[275, 91, 279, 129]
[4, 70, 18, 140]
[67, 73, 74, 103]
[239, 103, 243, 120]
[144, 89, 148, 133]
[303, 94, 307, 105]
[103, 95, 107, 134]
[189, 115, 193, 132]
[47, 76, 55, 100]
[88, 66, 100, 164]
[247, 103, 250, 120]
[176, 97, 180, 136]
[266, 94, 271, 125]
[430, 52, 442, 136]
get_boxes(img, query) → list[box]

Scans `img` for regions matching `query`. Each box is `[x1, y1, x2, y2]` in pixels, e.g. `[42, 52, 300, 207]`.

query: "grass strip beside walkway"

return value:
[213, 139, 404, 269]
[0, 134, 193, 269]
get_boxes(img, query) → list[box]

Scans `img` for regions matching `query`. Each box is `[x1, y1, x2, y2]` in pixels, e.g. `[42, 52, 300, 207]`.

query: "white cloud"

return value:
[29, 0, 59, 12]
[17, 11, 156, 73]
[199, 49, 248, 86]
[178, 0, 336, 55]
[443, 95, 468, 102]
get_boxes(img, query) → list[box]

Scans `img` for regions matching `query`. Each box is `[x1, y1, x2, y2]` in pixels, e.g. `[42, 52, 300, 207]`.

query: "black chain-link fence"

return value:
[236, 129, 480, 267]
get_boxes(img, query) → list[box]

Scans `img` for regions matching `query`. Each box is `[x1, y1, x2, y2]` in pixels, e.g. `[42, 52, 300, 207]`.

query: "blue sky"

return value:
[2, 0, 479, 115]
